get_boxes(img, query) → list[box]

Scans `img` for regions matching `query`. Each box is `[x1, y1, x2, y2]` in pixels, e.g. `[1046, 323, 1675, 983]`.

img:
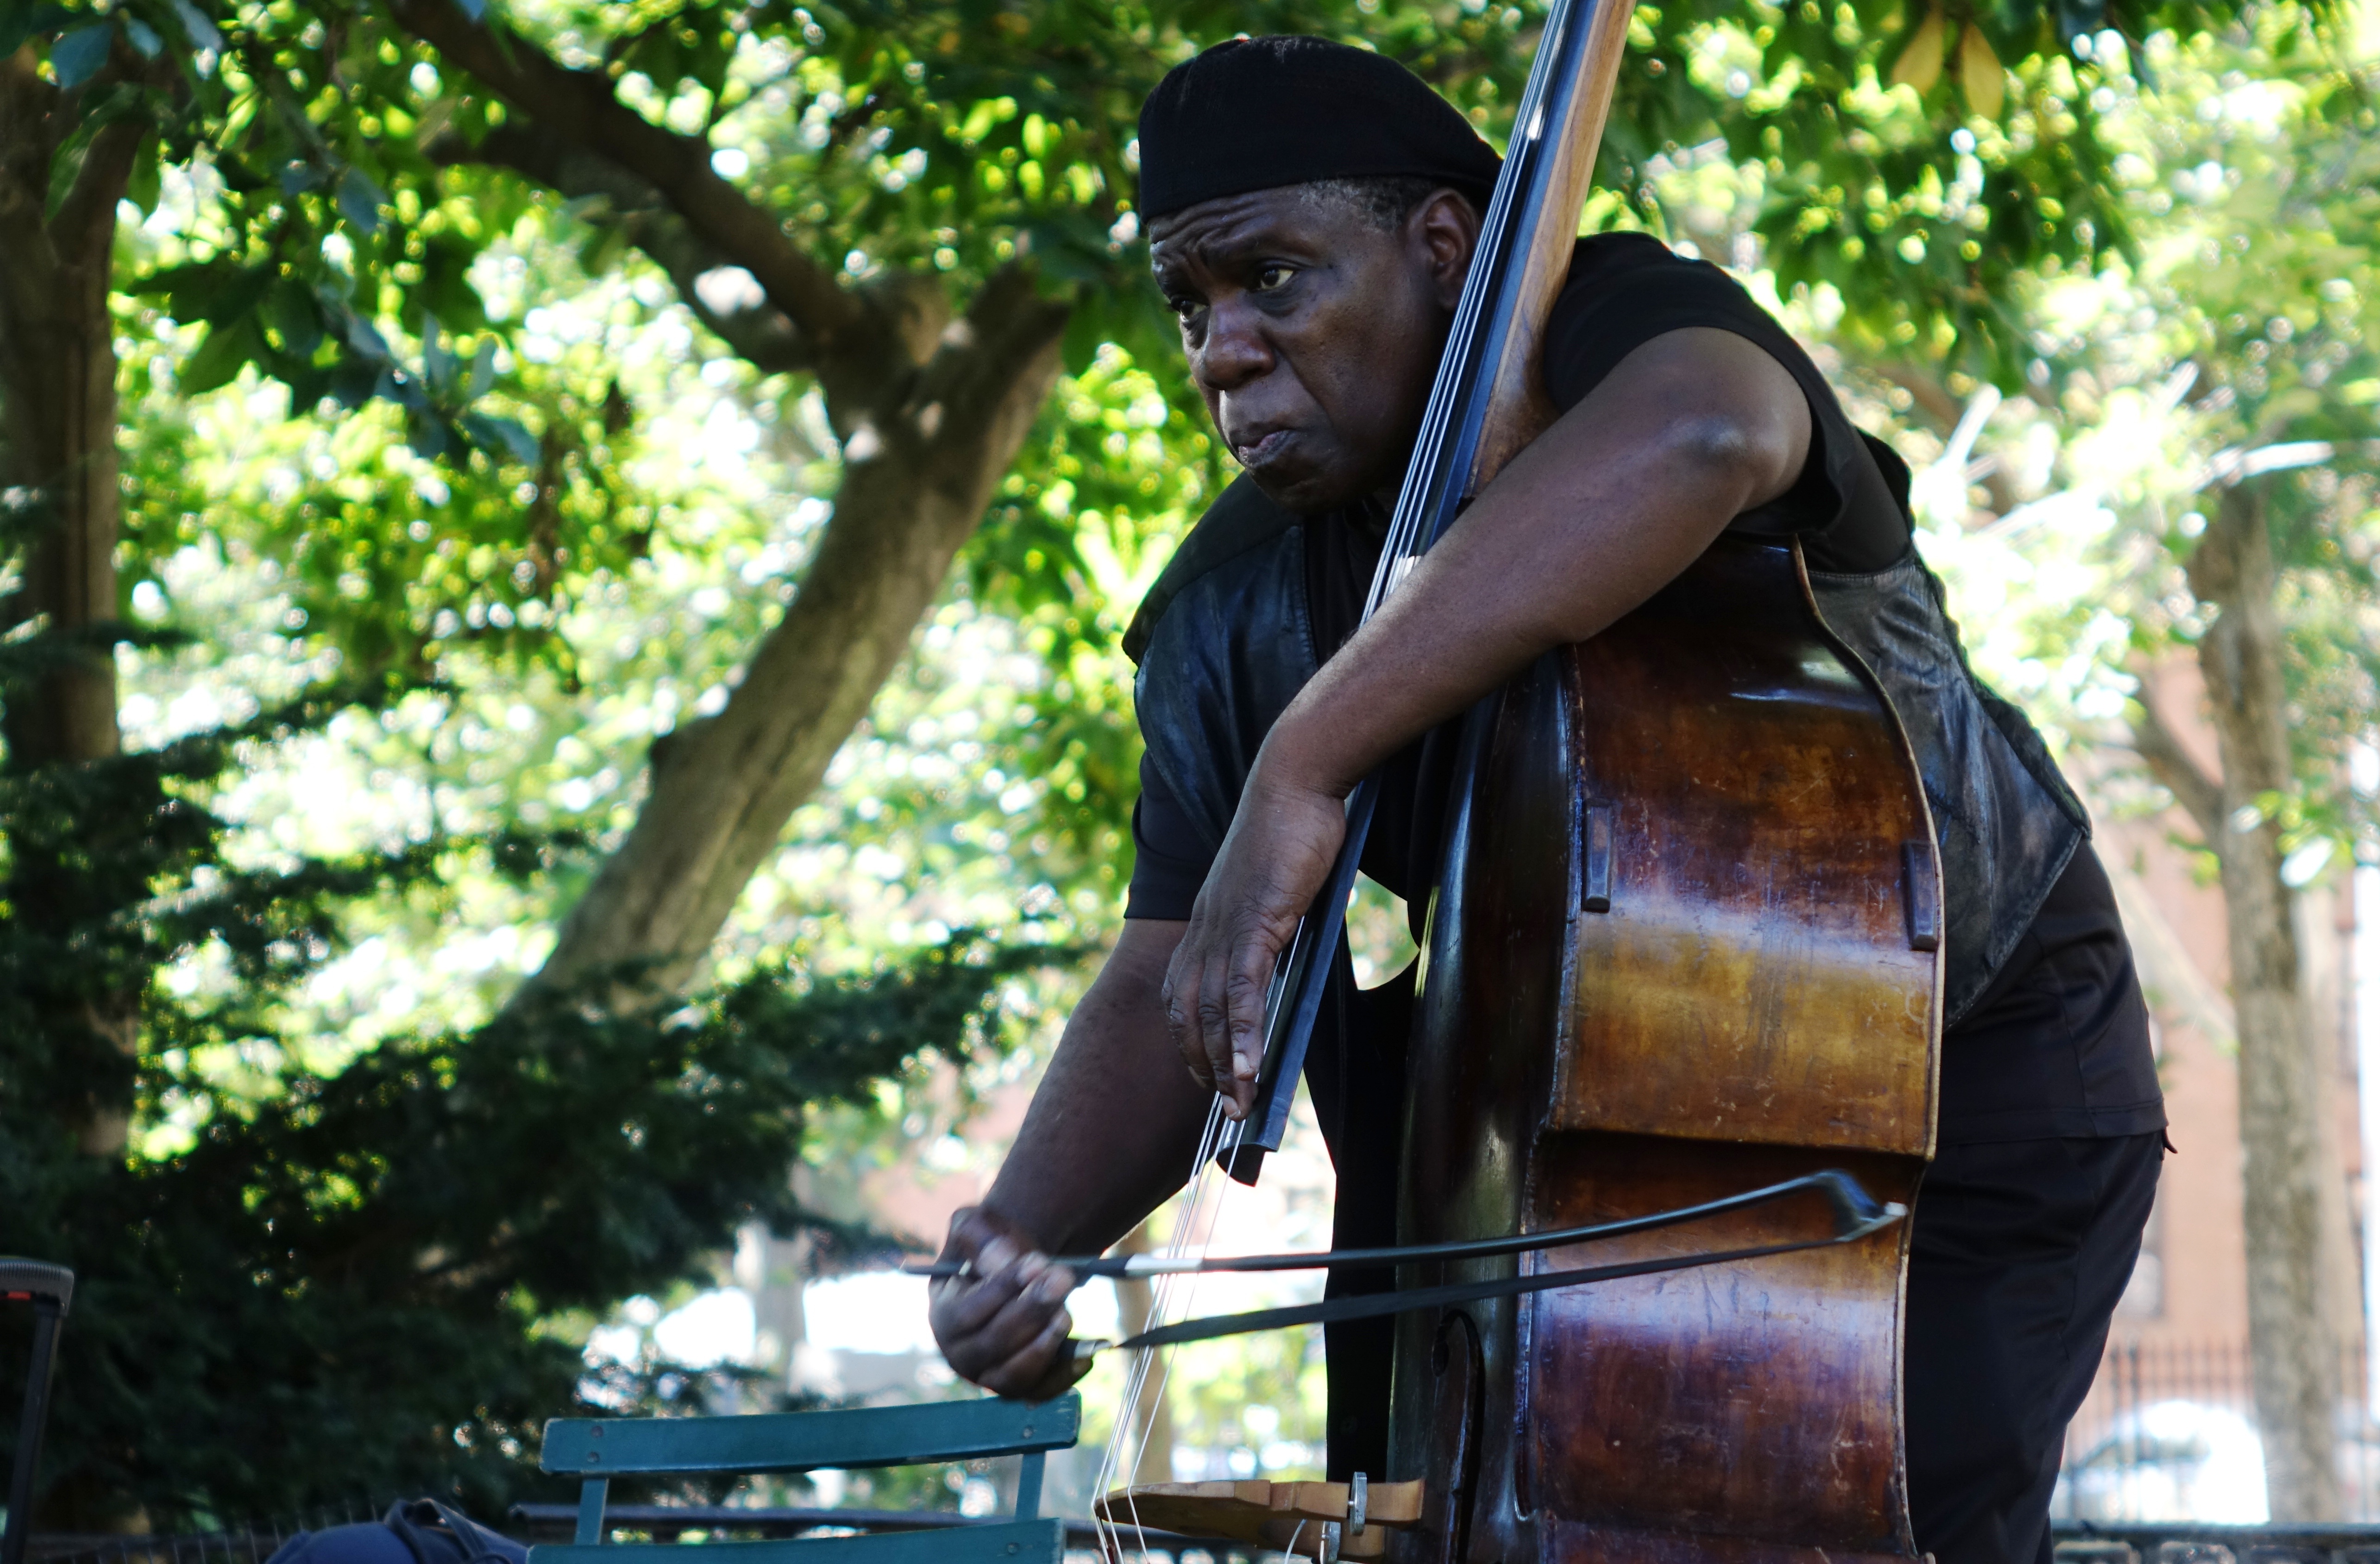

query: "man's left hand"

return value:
[1162, 758, 1347, 1116]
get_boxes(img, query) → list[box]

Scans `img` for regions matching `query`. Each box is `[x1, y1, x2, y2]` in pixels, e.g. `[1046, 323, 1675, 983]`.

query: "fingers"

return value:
[1162, 958, 1218, 1097]
[1224, 933, 1275, 1113]
[928, 1210, 1085, 1397]
[1164, 917, 1261, 1118]
[1024, 1340, 1099, 1403]
[975, 1268, 1082, 1396]
[1196, 929, 1243, 1116]
[1162, 777, 1349, 1121]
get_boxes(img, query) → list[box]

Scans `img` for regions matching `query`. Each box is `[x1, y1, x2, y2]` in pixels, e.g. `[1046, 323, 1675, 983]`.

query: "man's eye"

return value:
[1168, 296, 1201, 322]
[1253, 265, 1296, 291]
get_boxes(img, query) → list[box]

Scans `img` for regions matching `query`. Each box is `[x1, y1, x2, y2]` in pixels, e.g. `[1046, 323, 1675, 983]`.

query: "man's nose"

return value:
[1194, 297, 1272, 392]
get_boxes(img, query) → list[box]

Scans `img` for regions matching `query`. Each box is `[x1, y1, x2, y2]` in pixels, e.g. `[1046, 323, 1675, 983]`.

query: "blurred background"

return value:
[0, 0, 2377, 1543]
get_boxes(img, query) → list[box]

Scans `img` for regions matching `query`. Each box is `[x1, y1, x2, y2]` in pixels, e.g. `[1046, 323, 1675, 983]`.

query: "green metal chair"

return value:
[528, 1394, 1080, 1564]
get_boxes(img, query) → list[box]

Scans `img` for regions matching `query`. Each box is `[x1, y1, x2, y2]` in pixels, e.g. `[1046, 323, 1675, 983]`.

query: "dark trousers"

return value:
[1905, 1131, 2164, 1564]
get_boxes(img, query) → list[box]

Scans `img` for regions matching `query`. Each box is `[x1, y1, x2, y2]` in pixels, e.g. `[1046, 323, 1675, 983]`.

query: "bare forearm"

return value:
[981, 918, 1210, 1255]
[1263, 327, 1810, 799]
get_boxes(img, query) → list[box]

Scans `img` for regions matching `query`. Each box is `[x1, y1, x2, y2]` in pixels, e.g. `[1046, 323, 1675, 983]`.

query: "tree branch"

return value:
[2128, 688, 2224, 842]
[1872, 360, 2019, 514]
[388, 0, 865, 352]
[52, 115, 149, 272]
[1877, 363, 1965, 430]
[430, 125, 811, 375]
[518, 286, 1071, 1004]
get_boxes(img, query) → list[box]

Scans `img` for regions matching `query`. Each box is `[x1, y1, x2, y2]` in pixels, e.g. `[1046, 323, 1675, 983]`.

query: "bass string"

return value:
[1094, 1097, 1237, 1561]
[1104, 1104, 1231, 1556]
[1095, 1105, 1226, 1559]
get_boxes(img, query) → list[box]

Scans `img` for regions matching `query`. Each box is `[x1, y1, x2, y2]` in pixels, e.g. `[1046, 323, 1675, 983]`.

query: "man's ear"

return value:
[1411, 189, 1481, 310]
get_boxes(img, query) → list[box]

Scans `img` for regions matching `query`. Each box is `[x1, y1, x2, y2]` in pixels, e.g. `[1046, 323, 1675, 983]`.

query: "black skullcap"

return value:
[1136, 36, 1502, 221]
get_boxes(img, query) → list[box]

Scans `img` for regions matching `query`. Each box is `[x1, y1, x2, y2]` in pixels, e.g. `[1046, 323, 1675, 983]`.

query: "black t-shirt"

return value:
[1541, 233, 1915, 575]
[1124, 233, 2162, 1145]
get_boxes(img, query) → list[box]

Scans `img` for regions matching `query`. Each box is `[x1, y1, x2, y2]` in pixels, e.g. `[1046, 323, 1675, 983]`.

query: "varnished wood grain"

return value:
[1388, 541, 1942, 1563]
[1523, 1136, 1921, 1551]
[1554, 540, 1940, 1154]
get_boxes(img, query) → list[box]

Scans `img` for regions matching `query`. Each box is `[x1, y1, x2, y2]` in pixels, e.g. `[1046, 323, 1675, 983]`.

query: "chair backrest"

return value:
[531, 1394, 1080, 1564]
[2, 1260, 74, 1564]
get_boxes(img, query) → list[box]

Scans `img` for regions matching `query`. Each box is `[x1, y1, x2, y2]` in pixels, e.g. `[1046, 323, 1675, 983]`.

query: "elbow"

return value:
[1654, 410, 1795, 503]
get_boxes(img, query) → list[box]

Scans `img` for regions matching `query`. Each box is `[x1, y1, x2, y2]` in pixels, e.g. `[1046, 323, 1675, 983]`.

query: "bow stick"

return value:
[1080, 1193, 1906, 1356]
[903, 1167, 1890, 1281]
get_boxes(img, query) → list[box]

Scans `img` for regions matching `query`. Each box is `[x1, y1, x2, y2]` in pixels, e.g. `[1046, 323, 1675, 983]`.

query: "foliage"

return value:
[2092, 8, 2380, 866]
[1881, 4, 2380, 870]
[0, 0, 535, 462]
[14, 0, 2289, 934]
[15, 0, 2289, 618]
[0, 662, 1054, 1520]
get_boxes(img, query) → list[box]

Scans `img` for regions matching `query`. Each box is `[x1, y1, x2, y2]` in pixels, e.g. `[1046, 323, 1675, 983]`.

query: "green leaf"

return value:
[265, 278, 324, 357]
[1060, 304, 1105, 377]
[166, 0, 220, 52]
[464, 339, 497, 403]
[421, 315, 460, 399]
[960, 96, 1017, 143]
[123, 127, 161, 214]
[335, 166, 387, 234]
[138, 259, 273, 325]
[178, 317, 263, 396]
[49, 22, 112, 88]
[44, 81, 148, 220]
[406, 408, 454, 461]
[121, 14, 159, 57]
[417, 234, 490, 333]
[340, 310, 391, 361]
[459, 411, 539, 467]
[0, 2, 72, 59]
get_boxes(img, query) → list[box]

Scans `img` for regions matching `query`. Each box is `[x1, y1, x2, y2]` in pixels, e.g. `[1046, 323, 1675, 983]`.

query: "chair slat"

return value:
[540, 1396, 1080, 1477]
[527, 1520, 1062, 1564]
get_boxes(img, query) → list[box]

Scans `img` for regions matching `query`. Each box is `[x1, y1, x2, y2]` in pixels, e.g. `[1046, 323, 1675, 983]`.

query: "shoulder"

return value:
[1556, 232, 1773, 330]
[1542, 233, 1810, 416]
[1122, 474, 1303, 664]
[1563, 229, 1704, 286]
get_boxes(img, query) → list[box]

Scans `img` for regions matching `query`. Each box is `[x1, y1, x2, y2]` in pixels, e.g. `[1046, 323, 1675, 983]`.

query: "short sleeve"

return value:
[1539, 234, 1911, 574]
[1124, 752, 1212, 920]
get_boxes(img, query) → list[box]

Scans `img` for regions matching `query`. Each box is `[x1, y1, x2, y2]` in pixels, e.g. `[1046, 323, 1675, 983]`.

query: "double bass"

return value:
[1092, 0, 1946, 1557]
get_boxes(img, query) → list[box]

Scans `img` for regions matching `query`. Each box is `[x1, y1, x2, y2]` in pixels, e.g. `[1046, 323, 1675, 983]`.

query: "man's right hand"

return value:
[928, 1207, 1093, 1402]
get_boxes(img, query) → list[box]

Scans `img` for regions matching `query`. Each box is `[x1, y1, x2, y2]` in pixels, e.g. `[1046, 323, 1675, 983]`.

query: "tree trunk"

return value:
[0, 57, 132, 768]
[383, 2, 1080, 1009]
[0, 52, 146, 1159]
[2188, 483, 2343, 1521]
[522, 273, 1068, 1001]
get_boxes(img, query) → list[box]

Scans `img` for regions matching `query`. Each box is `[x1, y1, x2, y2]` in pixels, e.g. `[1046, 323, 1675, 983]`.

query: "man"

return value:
[928, 36, 2165, 1564]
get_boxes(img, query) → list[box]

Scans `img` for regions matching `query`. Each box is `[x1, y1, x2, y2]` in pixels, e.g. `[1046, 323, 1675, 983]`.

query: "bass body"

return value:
[1386, 538, 1943, 1564]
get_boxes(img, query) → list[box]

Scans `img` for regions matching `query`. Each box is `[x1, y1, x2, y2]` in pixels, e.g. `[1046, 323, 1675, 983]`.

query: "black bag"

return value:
[265, 1501, 527, 1564]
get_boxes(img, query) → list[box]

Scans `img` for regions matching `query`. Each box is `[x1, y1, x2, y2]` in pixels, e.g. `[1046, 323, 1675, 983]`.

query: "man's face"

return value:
[1149, 185, 1477, 515]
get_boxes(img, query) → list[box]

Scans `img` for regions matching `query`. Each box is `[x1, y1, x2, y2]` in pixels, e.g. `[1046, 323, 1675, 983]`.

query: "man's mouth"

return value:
[1231, 428, 1295, 467]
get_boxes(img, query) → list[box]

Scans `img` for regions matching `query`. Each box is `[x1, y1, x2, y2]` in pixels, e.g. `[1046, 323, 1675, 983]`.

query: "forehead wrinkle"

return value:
[1149, 194, 1321, 279]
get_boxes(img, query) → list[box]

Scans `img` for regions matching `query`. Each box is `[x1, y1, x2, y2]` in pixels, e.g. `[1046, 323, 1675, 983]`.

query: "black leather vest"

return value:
[1130, 479, 2090, 1027]
[1805, 551, 2089, 1022]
